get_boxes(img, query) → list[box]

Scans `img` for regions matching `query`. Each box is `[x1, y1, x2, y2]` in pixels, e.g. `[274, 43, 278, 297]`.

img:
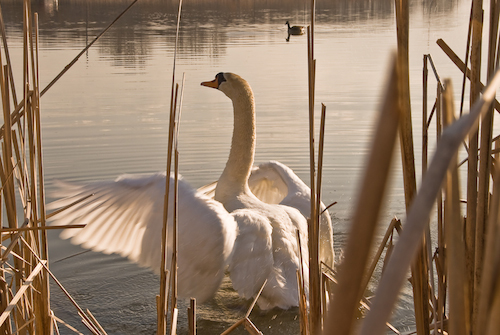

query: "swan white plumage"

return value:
[49, 172, 237, 303]
[49, 72, 334, 310]
[199, 160, 335, 268]
[201, 72, 334, 309]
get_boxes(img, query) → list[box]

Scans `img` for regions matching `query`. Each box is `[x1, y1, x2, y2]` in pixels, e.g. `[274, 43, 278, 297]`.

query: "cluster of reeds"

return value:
[0, 0, 144, 334]
[294, 1, 500, 335]
[0, 0, 53, 333]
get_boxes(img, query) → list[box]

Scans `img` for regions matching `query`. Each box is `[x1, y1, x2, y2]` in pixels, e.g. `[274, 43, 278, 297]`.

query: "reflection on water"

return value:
[1, 0, 471, 333]
[3, 0, 460, 64]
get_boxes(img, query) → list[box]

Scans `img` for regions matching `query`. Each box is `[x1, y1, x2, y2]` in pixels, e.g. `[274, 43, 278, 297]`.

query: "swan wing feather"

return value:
[49, 172, 237, 302]
[248, 161, 335, 267]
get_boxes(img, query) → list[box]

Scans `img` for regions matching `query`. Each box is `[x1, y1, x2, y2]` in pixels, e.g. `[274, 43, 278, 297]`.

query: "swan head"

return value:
[201, 72, 253, 101]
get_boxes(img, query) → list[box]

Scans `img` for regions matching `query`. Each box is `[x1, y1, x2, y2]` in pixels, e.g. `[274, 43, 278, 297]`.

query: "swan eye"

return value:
[216, 72, 227, 86]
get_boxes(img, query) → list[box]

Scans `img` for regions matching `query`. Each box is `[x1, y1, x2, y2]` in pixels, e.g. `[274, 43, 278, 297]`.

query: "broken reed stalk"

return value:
[323, 55, 401, 335]
[358, 68, 500, 335]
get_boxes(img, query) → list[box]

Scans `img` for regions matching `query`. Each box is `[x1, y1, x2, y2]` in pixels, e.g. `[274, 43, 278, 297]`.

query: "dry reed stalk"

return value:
[297, 271, 309, 335]
[169, 308, 178, 335]
[460, 3, 475, 116]
[159, 1, 183, 333]
[442, 80, 469, 335]
[395, 2, 431, 333]
[475, 2, 499, 330]
[168, 85, 180, 334]
[306, 17, 321, 333]
[482, 170, 500, 335]
[359, 217, 401, 294]
[188, 298, 196, 335]
[244, 319, 262, 335]
[0, 3, 18, 106]
[0, 56, 25, 333]
[158, 56, 177, 335]
[220, 280, 267, 335]
[21, 237, 106, 334]
[321, 265, 400, 334]
[51, 314, 84, 335]
[475, 157, 500, 334]
[423, 55, 428, 175]
[86, 309, 108, 335]
[296, 230, 309, 335]
[434, 83, 448, 334]
[316, 103, 326, 226]
[220, 319, 245, 335]
[0, 261, 44, 326]
[437, 39, 500, 113]
[358, 68, 500, 335]
[322, 56, 400, 335]
[422, 56, 441, 335]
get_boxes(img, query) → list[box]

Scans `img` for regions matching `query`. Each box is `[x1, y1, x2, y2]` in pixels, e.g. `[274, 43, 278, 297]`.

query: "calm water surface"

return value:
[1, 0, 489, 333]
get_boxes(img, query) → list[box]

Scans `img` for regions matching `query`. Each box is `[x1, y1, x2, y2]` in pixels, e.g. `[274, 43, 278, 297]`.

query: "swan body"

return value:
[201, 72, 334, 309]
[49, 173, 237, 303]
[286, 21, 305, 35]
[50, 72, 334, 311]
[199, 160, 335, 268]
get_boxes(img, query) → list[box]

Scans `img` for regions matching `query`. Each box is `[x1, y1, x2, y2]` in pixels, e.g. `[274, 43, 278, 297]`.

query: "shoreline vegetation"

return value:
[1, 0, 500, 334]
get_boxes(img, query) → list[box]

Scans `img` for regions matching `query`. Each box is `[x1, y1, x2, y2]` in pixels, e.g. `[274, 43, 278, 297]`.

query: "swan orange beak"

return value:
[201, 78, 219, 89]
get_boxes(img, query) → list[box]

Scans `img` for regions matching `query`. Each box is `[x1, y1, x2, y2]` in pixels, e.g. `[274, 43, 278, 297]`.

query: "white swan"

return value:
[201, 72, 334, 309]
[49, 172, 237, 303]
[49, 72, 334, 310]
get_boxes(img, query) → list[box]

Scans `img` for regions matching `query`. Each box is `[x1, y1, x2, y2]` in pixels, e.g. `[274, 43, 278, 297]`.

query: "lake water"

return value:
[0, 0, 491, 333]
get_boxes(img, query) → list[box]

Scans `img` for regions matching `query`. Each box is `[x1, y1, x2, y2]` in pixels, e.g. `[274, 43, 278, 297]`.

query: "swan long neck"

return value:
[216, 83, 256, 204]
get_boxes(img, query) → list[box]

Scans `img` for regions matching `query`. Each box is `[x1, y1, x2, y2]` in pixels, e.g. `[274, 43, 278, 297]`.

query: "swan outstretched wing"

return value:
[49, 172, 237, 302]
[248, 161, 335, 267]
